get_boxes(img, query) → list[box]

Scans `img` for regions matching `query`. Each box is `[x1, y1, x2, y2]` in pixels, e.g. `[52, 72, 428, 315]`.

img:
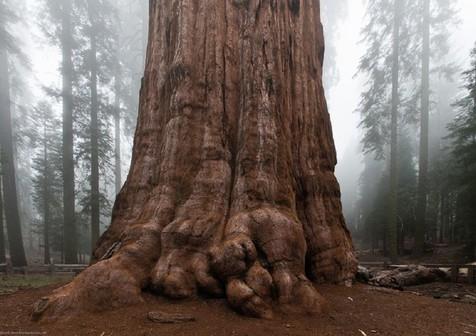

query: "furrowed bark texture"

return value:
[33, 0, 356, 321]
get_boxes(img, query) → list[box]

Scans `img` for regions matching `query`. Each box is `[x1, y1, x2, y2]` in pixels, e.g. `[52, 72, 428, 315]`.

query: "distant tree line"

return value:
[0, 0, 147, 266]
[355, 0, 476, 261]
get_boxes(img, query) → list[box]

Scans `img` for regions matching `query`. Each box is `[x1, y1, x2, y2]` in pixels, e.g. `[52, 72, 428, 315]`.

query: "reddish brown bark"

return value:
[33, 0, 356, 321]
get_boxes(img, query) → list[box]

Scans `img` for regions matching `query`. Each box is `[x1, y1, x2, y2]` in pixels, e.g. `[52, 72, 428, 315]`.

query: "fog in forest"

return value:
[1, 0, 476, 267]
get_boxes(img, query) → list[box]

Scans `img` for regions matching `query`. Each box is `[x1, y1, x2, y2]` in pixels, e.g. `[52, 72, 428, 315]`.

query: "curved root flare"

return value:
[32, 208, 343, 322]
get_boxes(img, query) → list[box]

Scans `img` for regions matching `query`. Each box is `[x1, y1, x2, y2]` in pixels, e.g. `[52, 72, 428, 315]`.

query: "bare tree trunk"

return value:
[88, 0, 100, 249]
[61, 0, 78, 264]
[415, 0, 430, 256]
[0, 47, 27, 267]
[33, 0, 356, 321]
[42, 120, 51, 265]
[388, 0, 401, 263]
[114, 72, 122, 195]
[0, 177, 5, 263]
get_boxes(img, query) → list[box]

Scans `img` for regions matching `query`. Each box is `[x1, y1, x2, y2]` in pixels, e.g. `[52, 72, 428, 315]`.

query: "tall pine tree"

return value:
[40, 0, 81, 263]
[30, 102, 64, 264]
[415, 0, 458, 254]
[448, 43, 476, 259]
[357, 0, 416, 261]
[0, 0, 27, 267]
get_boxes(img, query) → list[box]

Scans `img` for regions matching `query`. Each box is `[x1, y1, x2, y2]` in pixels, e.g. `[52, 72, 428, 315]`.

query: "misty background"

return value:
[1, 0, 476, 265]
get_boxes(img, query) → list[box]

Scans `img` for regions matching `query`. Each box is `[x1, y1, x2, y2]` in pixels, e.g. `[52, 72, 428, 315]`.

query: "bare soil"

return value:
[1, 282, 476, 336]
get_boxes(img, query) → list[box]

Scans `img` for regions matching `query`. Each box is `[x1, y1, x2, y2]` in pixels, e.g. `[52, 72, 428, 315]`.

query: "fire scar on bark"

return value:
[32, 0, 357, 321]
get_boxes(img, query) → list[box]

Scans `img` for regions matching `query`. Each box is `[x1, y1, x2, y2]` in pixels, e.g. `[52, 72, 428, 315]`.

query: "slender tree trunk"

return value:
[43, 121, 51, 265]
[33, 0, 357, 321]
[61, 0, 78, 264]
[438, 192, 443, 243]
[388, 0, 401, 263]
[415, 0, 430, 256]
[88, 3, 100, 249]
[0, 177, 5, 263]
[0, 47, 27, 267]
[140, 0, 148, 69]
[473, 77, 476, 259]
[114, 72, 122, 195]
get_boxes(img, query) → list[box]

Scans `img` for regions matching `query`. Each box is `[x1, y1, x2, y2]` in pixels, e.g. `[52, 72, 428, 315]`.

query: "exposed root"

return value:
[31, 258, 144, 322]
[32, 208, 329, 322]
[211, 208, 327, 318]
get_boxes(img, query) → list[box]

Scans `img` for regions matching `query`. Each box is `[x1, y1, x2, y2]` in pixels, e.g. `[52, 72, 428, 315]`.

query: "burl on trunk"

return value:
[33, 0, 356, 320]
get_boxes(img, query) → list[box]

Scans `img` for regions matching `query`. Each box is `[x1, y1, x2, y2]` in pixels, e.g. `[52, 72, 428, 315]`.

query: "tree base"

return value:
[32, 207, 353, 321]
[32, 0, 358, 322]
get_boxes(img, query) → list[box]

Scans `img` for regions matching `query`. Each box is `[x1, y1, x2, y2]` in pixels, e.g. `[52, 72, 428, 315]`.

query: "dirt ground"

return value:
[0, 281, 476, 336]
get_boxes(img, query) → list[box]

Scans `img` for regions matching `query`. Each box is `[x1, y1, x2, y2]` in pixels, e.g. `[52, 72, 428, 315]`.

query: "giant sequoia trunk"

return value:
[33, 0, 356, 320]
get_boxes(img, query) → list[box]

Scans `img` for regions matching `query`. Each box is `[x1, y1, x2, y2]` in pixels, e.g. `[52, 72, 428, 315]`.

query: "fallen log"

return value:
[368, 265, 449, 290]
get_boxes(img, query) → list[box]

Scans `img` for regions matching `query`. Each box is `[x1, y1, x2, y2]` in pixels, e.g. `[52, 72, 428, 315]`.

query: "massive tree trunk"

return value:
[388, 0, 402, 263]
[32, 0, 356, 321]
[0, 47, 27, 267]
[61, 0, 78, 264]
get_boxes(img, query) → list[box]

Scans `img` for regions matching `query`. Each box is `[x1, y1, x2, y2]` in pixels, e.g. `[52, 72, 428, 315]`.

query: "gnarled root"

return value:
[32, 207, 330, 322]
[32, 222, 161, 321]
[31, 258, 143, 322]
[211, 208, 327, 319]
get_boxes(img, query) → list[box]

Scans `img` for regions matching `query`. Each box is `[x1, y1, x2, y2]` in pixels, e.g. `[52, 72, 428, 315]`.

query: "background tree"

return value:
[0, 0, 27, 267]
[357, 0, 459, 259]
[447, 43, 476, 259]
[40, 0, 81, 264]
[415, 0, 458, 255]
[30, 102, 64, 264]
[77, 0, 117, 249]
[0, 178, 5, 263]
[357, 0, 415, 261]
[114, 0, 148, 178]
[321, 0, 348, 90]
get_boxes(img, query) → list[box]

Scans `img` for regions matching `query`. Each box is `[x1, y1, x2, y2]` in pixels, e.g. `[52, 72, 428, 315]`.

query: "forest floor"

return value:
[0, 278, 476, 336]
